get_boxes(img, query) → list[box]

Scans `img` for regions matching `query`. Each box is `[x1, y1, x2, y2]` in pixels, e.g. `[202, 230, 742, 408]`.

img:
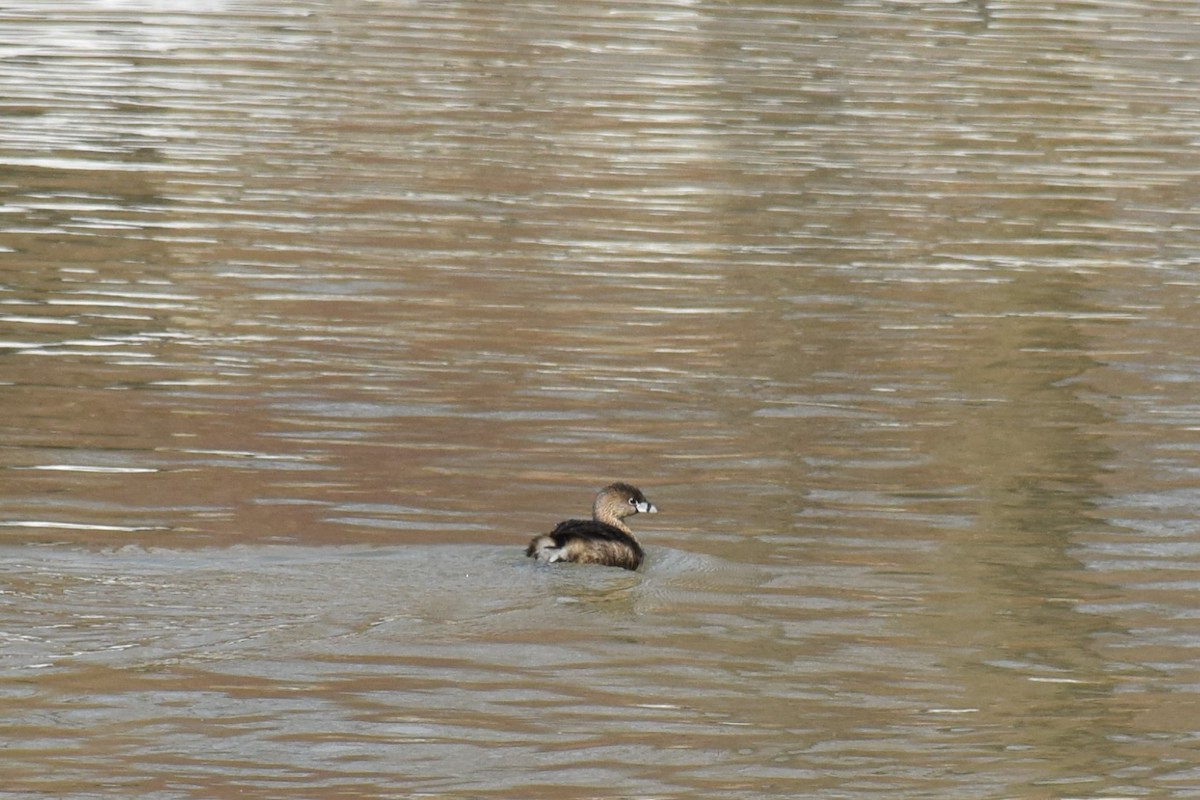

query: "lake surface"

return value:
[4, 0, 1200, 797]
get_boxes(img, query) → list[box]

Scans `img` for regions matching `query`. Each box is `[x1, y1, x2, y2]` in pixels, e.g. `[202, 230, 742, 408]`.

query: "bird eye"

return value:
[629, 497, 637, 505]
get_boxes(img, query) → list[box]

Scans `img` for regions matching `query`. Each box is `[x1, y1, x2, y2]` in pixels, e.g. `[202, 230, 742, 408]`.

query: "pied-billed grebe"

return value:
[525, 482, 658, 571]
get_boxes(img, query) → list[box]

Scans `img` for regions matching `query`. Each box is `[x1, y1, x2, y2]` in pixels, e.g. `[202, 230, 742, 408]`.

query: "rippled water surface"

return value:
[4, 0, 1200, 797]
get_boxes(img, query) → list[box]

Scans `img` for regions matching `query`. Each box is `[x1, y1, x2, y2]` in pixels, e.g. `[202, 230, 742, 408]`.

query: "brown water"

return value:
[3, 0, 1200, 797]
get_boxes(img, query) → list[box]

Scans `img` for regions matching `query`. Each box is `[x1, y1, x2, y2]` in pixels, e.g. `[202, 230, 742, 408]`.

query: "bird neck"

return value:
[593, 503, 634, 535]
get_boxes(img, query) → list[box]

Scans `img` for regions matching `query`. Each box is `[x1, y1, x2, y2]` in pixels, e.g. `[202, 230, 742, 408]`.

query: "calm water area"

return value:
[3, 1, 1200, 797]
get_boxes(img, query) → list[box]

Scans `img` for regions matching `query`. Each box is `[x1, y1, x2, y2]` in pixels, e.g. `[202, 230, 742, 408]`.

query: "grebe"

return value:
[525, 482, 658, 571]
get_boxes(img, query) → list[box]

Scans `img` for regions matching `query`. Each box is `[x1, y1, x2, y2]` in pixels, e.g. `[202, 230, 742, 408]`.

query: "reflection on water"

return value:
[4, 0, 1200, 796]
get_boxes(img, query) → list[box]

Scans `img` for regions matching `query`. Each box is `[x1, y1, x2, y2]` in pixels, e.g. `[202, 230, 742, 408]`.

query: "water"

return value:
[3, 0, 1200, 796]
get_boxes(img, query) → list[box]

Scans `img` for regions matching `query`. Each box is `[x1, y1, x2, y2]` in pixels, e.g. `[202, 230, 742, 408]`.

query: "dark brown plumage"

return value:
[526, 482, 658, 571]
